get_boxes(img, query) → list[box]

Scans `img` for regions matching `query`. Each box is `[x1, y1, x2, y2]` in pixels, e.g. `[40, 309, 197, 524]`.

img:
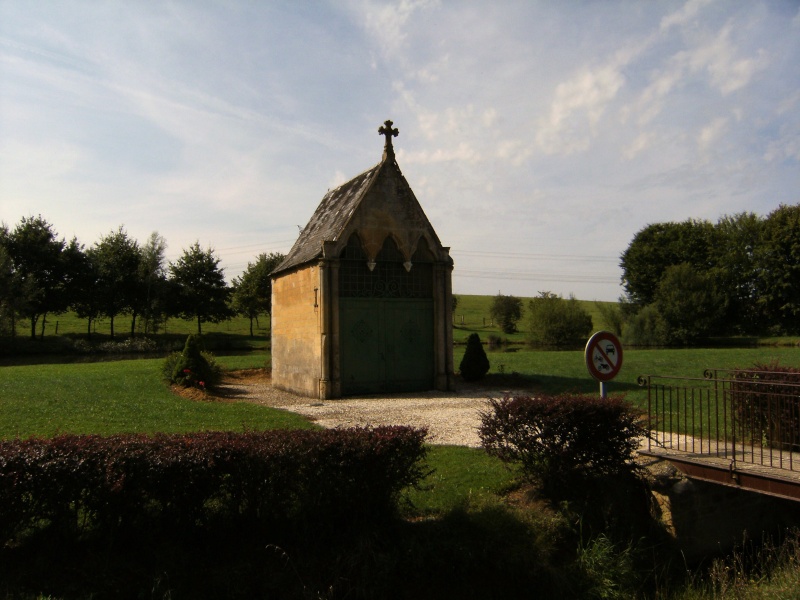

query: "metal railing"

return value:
[639, 369, 800, 473]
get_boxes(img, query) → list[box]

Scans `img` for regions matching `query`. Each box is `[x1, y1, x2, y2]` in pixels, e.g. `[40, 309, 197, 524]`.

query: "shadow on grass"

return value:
[0, 332, 266, 366]
[0, 505, 574, 600]
[468, 372, 642, 396]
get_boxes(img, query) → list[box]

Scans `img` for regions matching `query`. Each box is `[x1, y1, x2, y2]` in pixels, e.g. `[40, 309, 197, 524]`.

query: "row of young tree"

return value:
[0, 216, 285, 341]
[619, 203, 800, 344]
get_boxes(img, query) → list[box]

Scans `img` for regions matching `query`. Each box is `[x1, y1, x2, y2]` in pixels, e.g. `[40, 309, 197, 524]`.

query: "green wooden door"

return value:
[384, 299, 434, 392]
[340, 298, 433, 395]
[340, 299, 384, 395]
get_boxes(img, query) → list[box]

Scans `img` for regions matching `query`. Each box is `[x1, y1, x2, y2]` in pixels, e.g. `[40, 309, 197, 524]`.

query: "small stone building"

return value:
[270, 121, 454, 399]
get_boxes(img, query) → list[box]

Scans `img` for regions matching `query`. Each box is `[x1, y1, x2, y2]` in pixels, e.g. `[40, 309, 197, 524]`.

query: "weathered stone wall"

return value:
[649, 460, 800, 564]
[271, 264, 321, 397]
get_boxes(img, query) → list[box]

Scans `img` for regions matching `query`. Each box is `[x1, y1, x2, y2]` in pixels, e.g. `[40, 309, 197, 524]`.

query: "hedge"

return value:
[479, 394, 647, 489]
[0, 427, 428, 544]
[731, 362, 800, 450]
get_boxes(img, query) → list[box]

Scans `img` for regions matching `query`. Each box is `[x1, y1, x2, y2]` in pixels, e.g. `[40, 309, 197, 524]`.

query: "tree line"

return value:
[475, 203, 800, 348]
[619, 203, 800, 344]
[0, 216, 284, 341]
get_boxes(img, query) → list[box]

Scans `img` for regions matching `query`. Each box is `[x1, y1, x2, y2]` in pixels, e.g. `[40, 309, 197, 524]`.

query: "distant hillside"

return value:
[451, 294, 618, 344]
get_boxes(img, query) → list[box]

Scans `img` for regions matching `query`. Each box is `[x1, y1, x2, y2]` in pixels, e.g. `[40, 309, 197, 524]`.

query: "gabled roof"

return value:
[273, 121, 449, 277]
[272, 161, 382, 275]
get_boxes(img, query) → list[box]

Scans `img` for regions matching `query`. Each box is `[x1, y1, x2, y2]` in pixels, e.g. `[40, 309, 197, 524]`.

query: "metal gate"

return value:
[340, 297, 433, 395]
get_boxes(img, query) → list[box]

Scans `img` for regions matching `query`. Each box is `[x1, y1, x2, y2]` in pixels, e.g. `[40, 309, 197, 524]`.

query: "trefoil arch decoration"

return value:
[339, 233, 433, 298]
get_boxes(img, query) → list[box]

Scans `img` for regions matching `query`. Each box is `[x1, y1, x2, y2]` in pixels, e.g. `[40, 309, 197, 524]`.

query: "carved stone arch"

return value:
[338, 232, 433, 298]
[375, 234, 406, 263]
[410, 235, 435, 263]
[339, 231, 367, 260]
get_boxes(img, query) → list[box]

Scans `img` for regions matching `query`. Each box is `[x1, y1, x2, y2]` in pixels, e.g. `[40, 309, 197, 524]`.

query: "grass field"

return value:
[4, 342, 797, 439]
[0, 353, 311, 439]
[11, 294, 800, 349]
[459, 345, 800, 407]
[451, 294, 619, 344]
[26, 310, 271, 340]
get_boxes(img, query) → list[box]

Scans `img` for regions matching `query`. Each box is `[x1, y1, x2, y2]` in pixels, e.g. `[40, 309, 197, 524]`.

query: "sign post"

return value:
[584, 331, 623, 398]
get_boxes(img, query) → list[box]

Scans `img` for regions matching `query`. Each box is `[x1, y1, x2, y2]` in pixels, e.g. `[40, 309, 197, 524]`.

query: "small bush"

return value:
[479, 394, 647, 490]
[460, 333, 490, 381]
[164, 334, 221, 389]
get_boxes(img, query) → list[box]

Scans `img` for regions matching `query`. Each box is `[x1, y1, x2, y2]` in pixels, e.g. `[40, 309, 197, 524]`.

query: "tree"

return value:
[169, 242, 232, 334]
[88, 227, 141, 338]
[711, 212, 763, 334]
[756, 204, 800, 334]
[0, 230, 15, 338]
[527, 291, 593, 347]
[230, 252, 284, 337]
[489, 293, 523, 334]
[135, 232, 169, 335]
[653, 263, 726, 345]
[620, 219, 715, 306]
[622, 304, 666, 347]
[594, 300, 624, 337]
[64, 238, 100, 337]
[3, 216, 73, 339]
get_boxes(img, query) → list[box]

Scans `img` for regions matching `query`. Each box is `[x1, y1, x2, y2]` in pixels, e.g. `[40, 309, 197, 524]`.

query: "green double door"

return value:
[340, 298, 434, 395]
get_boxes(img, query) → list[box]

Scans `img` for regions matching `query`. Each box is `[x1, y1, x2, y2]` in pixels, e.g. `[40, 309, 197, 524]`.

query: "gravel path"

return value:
[219, 371, 529, 448]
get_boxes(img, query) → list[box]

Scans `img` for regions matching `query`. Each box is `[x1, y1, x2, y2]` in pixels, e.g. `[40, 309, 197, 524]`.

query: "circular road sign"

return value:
[585, 331, 623, 382]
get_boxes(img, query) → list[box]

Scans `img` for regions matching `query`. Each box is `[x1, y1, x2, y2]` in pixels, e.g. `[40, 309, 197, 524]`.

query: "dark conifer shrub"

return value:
[165, 334, 221, 389]
[459, 333, 490, 381]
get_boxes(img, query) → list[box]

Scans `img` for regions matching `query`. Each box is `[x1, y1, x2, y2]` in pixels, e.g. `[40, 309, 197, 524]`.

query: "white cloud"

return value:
[623, 132, 654, 160]
[398, 141, 480, 165]
[536, 62, 626, 155]
[624, 64, 684, 126]
[660, 0, 714, 32]
[623, 18, 769, 130]
[697, 116, 728, 151]
[356, 0, 439, 62]
[776, 91, 800, 116]
[683, 22, 769, 95]
[495, 139, 532, 167]
[764, 124, 800, 163]
[329, 170, 348, 189]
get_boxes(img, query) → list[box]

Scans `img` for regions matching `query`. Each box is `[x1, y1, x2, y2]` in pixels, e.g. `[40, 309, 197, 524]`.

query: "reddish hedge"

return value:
[0, 427, 428, 544]
[479, 394, 647, 487]
[731, 362, 800, 449]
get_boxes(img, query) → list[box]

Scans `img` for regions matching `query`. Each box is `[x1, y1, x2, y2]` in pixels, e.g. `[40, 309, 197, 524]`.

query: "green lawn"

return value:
[0, 353, 310, 439]
[403, 446, 520, 516]
[457, 345, 800, 409]
[4, 344, 797, 440]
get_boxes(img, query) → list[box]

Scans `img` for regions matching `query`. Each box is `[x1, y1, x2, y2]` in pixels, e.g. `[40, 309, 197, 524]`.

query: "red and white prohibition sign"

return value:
[585, 331, 623, 383]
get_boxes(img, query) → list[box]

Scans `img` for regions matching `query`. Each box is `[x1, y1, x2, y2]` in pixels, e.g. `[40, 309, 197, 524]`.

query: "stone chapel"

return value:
[270, 121, 454, 399]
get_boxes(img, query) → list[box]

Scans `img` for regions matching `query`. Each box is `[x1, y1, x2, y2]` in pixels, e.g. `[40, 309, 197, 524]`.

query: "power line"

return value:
[454, 250, 619, 263]
[455, 269, 619, 284]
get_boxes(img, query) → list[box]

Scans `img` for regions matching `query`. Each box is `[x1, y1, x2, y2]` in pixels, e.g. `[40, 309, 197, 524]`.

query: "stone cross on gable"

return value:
[379, 119, 399, 159]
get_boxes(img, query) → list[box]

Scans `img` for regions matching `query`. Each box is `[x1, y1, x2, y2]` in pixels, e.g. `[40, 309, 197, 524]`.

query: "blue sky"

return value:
[1, 0, 798, 301]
